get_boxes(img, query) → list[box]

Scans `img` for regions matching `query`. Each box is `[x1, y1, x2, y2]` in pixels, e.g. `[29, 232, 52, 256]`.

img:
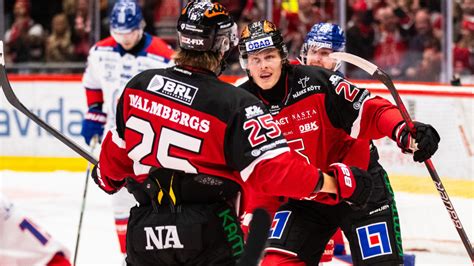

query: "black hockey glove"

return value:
[91, 164, 126, 194]
[328, 163, 373, 209]
[393, 121, 440, 162]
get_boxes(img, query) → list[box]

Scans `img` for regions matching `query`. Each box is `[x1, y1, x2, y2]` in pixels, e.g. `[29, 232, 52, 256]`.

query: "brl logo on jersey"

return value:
[356, 222, 392, 260]
[147, 75, 198, 105]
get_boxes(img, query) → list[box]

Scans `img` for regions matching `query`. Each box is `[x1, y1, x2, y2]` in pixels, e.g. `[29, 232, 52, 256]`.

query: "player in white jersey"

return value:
[80, 0, 174, 255]
[0, 193, 71, 266]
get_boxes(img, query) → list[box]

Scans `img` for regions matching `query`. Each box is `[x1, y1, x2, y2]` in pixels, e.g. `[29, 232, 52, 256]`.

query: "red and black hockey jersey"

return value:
[96, 66, 325, 210]
[240, 64, 403, 210]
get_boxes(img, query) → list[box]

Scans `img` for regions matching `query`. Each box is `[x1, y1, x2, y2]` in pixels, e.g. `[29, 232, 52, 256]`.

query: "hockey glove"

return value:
[328, 163, 373, 209]
[91, 164, 125, 194]
[80, 107, 107, 145]
[393, 121, 440, 162]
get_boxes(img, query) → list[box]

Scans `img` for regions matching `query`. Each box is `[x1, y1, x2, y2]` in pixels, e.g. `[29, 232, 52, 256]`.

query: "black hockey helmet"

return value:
[177, 0, 238, 53]
[238, 20, 288, 68]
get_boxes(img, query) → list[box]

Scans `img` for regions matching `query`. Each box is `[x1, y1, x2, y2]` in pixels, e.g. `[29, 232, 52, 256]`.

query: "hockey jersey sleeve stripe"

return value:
[111, 128, 126, 149]
[240, 147, 290, 182]
[349, 94, 375, 138]
[85, 88, 104, 107]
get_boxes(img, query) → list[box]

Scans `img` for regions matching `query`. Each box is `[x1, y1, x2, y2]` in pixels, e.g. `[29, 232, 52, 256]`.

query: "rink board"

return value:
[1, 77, 473, 185]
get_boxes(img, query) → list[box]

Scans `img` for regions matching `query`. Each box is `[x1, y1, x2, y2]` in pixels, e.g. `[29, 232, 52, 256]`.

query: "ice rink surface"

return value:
[1, 170, 472, 265]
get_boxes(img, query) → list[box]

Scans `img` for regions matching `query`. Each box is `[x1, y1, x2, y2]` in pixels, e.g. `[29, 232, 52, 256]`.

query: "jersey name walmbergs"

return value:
[146, 75, 199, 105]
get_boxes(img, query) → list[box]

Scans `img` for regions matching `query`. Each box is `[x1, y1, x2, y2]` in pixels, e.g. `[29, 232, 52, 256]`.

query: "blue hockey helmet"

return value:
[300, 23, 345, 64]
[110, 0, 144, 33]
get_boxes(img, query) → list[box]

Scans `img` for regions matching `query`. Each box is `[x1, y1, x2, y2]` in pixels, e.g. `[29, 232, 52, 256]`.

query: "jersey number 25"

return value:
[243, 114, 281, 147]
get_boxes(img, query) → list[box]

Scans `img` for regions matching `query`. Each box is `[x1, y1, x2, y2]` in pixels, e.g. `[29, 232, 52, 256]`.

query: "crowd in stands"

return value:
[3, 0, 474, 83]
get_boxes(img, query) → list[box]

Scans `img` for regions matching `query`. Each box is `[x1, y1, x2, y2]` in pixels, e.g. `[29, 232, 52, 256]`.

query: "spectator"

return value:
[69, 0, 91, 61]
[45, 13, 75, 62]
[373, 6, 408, 78]
[280, 0, 324, 58]
[403, 8, 440, 80]
[4, 0, 45, 63]
[142, 0, 180, 47]
[346, 0, 376, 78]
[454, 16, 474, 77]
[405, 38, 442, 81]
[409, 9, 435, 52]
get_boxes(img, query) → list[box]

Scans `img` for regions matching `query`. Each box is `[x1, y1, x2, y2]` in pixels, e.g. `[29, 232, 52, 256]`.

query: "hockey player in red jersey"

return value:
[79, 0, 174, 255]
[90, 1, 374, 265]
[237, 20, 440, 266]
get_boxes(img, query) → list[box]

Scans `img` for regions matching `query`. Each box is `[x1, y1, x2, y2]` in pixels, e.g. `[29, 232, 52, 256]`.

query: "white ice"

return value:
[0, 170, 472, 265]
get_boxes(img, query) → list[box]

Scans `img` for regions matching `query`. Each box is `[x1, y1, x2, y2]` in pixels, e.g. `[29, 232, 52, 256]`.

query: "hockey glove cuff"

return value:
[91, 164, 125, 195]
[393, 121, 440, 162]
[328, 163, 373, 209]
[81, 106, 107, 145]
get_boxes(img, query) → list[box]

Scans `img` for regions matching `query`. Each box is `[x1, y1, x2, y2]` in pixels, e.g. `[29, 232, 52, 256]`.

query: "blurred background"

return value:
[1, 0, 473, 84]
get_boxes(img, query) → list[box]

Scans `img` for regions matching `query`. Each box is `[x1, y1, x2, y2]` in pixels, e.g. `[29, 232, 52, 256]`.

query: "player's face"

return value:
[306, 47, 337, 70]
[247, 48, 283, 90]
[111, 29, 142, 50]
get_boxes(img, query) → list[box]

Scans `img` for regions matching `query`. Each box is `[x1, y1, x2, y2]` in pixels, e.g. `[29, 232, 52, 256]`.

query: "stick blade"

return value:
[329, 52, 378, 75]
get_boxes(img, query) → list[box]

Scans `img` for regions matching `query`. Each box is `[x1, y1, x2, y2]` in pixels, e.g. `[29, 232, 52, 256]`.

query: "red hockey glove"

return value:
[91, 164, 125, 194]
[328, 163, 373, 209]
[393, 121, 440, 162]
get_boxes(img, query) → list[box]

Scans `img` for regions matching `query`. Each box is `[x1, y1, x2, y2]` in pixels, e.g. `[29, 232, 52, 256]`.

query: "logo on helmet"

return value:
[204, 2, 228, 18]
[245, 36, 274, 52]
[180, 36, 205, 46]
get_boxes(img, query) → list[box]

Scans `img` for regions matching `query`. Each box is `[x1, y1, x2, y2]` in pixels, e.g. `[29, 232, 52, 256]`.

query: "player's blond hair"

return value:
[173, 49, 222, 73]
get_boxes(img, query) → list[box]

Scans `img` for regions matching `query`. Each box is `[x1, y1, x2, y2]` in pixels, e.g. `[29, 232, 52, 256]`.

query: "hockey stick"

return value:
[237, 208, 271, 266]
[73, 136, 98, 265]
[330, 52, 474, 262]
[0, 41, 97, 165]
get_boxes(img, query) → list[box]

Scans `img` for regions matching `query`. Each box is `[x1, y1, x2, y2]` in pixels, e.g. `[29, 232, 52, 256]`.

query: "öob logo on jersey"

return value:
[356, 222, 392, 260]
[146, 75, 198, 105]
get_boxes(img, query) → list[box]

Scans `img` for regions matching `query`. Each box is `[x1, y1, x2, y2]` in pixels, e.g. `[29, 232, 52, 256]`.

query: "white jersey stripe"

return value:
[240, 147, 290, 182]
[350, 95, 374, 139]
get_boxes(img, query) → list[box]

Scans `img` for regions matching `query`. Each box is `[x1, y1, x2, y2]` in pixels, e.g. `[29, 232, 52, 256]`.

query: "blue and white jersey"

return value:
[82, 32, 174, 128]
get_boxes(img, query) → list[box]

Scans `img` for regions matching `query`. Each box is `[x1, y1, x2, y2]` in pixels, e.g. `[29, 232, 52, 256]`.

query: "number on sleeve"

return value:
[19, 219, 49, 245]
[243, 114, 281, 147]
[335, 81, 360, 102]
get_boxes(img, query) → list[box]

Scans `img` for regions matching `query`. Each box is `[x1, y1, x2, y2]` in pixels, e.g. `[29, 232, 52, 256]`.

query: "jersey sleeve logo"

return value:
[146, 75, 199, 105]
[356, 222, 392, 260]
